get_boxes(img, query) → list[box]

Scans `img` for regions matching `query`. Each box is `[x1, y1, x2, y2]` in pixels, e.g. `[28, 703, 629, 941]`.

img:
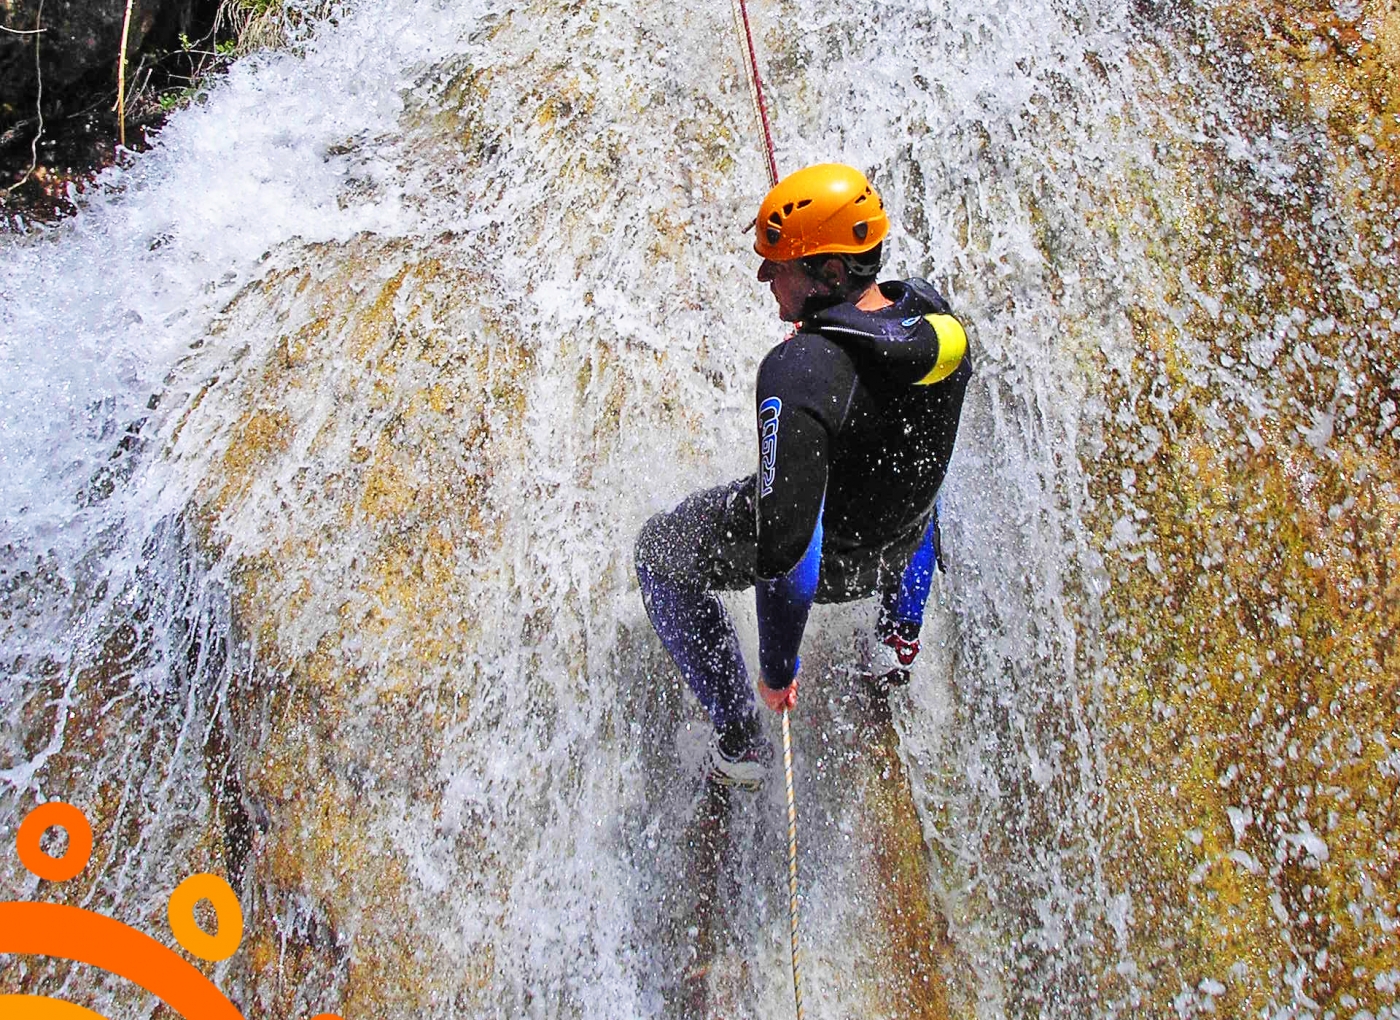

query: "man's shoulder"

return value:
[896, 277, 953, 315]
[760, 328, 855, 369]
[808, 278, 954, 337]
[757, 328, 857, 392]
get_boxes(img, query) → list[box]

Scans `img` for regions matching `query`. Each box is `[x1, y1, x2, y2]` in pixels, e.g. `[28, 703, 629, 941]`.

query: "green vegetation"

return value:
[152, 1, 335, 114]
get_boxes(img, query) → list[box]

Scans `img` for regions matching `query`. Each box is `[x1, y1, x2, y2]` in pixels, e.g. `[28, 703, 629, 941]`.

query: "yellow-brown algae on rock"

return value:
[855, 693, 961, 1020]
[1088, 3, 1400, 1016]
[0, 613, 243, 1018]
[127, 8, 787, 1007]
[170, 235, 526, 1017]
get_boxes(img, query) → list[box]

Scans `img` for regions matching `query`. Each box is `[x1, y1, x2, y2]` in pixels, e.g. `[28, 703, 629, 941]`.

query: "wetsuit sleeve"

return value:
[753, 334, 851, 578]
[752, 335, 853, 689]
[755, 513, 822, 688]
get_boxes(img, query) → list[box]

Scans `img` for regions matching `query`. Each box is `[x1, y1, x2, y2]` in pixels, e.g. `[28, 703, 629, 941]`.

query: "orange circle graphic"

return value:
[167, 874, 243, 962]
[17, 802, 93, 882]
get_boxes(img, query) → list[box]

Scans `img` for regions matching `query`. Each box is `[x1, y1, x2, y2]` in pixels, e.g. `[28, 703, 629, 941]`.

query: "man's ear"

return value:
[818, 256, 847, 289]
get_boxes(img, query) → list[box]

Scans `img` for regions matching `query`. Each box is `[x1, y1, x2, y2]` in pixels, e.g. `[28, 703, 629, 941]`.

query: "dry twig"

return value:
[4, 0, 45, 196]
[117, 0, 136, 147]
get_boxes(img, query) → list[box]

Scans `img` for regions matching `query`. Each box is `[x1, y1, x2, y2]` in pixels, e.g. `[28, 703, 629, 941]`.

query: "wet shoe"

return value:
[708, 714, 773, 791]
[858, 628, 920, 690]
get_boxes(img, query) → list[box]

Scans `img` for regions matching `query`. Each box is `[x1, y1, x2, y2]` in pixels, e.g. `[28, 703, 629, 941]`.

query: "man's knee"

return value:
[634, 511, 671, 580]
[634, 507, 699, 588]
[636, 480, 756, 594]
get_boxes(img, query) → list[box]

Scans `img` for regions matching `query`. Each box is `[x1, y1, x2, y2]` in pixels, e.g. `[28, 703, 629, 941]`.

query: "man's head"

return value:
[753, 163, 888, 321]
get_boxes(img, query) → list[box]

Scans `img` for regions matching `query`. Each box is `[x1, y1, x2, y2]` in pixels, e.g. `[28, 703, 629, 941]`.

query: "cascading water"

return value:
[2, 0, 1396, 1017]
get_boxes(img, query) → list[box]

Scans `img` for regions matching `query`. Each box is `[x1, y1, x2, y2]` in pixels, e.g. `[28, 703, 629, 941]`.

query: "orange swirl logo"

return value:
[3, 801, 342, 1020]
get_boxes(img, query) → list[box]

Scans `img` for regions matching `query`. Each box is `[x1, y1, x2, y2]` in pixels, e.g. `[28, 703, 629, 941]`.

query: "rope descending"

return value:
[729, 0, 779, 187]
[729, 5, 798, 1013]
[782, 708, 804, 1020]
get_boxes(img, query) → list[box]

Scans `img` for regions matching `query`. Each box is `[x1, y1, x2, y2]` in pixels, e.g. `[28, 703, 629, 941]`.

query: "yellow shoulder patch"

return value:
[914, 314, 967, 385]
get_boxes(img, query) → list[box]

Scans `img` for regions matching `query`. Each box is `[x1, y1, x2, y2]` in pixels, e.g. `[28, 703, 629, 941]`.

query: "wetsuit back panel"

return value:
[754, 279, 972, 573]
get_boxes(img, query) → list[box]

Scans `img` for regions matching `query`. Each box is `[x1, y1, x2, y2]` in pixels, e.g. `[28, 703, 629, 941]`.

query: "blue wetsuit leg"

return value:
[634, 481, 763, 733]
[636, 563, 752, 733]
[881, 508, 941, 635]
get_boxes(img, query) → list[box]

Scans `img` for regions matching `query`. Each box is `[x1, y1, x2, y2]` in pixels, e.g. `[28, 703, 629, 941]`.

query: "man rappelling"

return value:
[635, 163, 971, 790]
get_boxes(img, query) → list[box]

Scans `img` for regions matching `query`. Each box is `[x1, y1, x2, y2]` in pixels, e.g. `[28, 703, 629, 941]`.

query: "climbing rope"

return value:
[728, 5, 800, 1013]
[782, 707, 804, 1020]
[729, 3, 801, 1012]
[729, 0, 779, 187]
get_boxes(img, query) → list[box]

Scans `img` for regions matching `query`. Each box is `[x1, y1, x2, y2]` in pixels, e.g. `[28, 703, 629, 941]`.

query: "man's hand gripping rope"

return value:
[759, 674, 797, 713]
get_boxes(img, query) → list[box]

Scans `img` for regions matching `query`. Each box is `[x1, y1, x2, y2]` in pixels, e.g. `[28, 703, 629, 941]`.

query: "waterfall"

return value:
[3, 0, 1396, 1017]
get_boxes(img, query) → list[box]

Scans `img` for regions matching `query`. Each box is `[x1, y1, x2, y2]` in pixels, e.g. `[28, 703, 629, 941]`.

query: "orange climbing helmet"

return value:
[753, 163, 889, 262]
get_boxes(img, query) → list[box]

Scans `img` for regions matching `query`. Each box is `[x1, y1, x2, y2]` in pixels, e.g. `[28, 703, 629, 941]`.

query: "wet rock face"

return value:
[2, 0, 1397, 1015]
[1092, 1, 1399, 1016]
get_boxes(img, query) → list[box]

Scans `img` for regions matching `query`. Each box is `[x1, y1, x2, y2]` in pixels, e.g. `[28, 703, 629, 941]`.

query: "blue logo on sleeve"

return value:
[758, 397, 782, 497]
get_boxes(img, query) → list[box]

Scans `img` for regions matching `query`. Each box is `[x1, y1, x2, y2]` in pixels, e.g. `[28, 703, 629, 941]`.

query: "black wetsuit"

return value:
[756, 277, 971, 580]
[635, 278, 971, 734]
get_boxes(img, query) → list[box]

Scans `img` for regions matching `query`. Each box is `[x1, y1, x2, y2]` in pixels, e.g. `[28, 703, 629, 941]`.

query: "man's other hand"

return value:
[758, 675, 797, 712]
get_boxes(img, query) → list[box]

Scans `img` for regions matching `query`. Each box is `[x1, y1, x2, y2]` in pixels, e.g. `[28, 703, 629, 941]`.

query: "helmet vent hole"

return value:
[766, 226, 782, 244]
[783, 202, 794, 216]
[854, 193, 867, 204]
[768, 211, 783, 226]
[796, 199, 812, 208]
[852, 221, 868, 241]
